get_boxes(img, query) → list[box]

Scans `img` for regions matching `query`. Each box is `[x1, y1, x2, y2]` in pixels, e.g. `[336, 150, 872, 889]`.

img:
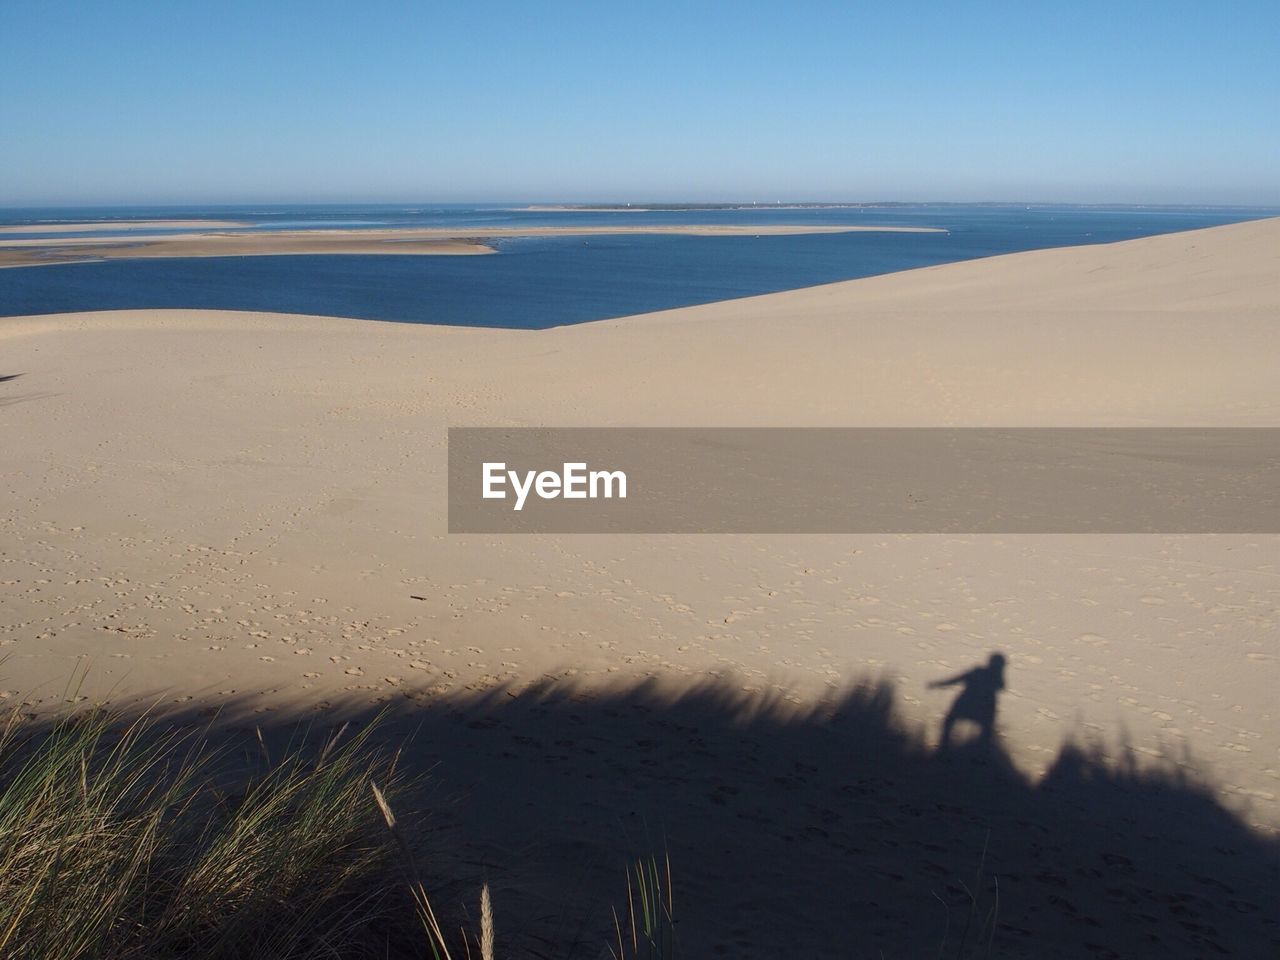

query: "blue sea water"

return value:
[0, 204, 1273, 328]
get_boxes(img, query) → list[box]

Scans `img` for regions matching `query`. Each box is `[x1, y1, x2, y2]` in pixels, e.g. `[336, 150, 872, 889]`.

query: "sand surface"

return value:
[0, 222, 941, 267]
[2, 218, 1277, 957]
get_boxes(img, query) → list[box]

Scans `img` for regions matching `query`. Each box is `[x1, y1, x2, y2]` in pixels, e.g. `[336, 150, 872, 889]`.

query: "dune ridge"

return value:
[1, 218, 1277, 956]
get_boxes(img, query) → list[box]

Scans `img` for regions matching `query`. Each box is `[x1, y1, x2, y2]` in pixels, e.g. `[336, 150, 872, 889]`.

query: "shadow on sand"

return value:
[16, 671, 1280, 959]
[0, 372, 56, 409]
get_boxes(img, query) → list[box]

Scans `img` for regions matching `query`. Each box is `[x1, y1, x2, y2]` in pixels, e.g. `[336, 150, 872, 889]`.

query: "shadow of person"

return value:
[929, 652, 1007, 754]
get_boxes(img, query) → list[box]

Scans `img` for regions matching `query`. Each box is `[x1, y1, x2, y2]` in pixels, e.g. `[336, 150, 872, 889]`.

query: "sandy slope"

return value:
[1, 218, 1277, 955]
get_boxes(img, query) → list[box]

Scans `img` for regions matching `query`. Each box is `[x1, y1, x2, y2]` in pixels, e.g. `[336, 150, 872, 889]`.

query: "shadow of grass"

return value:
[10, 673, 1279, 959]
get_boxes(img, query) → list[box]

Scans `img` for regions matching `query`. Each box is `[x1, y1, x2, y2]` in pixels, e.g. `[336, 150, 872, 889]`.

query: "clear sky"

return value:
[2, 1, 1277, 206]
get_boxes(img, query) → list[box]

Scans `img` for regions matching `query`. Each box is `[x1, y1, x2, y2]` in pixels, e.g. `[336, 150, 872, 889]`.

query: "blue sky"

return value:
[2, 1, 1277, 205]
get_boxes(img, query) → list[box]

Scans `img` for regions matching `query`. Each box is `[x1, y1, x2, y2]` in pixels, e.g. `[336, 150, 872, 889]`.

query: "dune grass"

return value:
[0, 707, 409, 960]
[0, 702, 672, 960]
[610, 855, 677, 960]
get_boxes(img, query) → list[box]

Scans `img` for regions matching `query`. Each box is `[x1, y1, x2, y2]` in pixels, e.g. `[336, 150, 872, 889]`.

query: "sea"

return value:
[0, 204, 1274, 328]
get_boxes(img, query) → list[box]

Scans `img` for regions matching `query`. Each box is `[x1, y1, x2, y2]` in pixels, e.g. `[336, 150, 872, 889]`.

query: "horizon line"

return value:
[2, 199, 1279, 211]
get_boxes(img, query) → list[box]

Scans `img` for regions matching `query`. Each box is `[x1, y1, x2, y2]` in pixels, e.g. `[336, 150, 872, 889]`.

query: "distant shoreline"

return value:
[0, 223, 945, 268]
[0, 219, 250, 234]
[516, 201, 1280, 212]
[521, 203, 911, 212]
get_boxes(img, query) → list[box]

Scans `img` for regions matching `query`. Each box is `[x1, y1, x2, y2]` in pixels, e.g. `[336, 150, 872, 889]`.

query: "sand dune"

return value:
[1, 218, 1277, 956]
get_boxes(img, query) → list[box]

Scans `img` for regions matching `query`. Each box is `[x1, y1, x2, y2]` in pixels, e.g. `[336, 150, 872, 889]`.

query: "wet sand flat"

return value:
[0, 222, 943, 267]
[0, 219, 251, 234]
